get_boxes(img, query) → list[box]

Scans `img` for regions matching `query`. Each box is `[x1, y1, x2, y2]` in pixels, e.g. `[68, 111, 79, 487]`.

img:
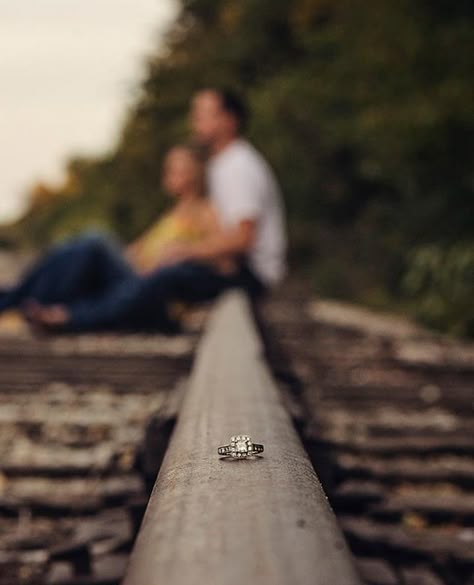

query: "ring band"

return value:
[218, 435, 264, 458]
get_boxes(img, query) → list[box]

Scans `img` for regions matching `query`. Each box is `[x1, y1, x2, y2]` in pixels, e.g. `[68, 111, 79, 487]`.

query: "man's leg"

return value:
[64, 261, 236, 333]
[234, 261, 267, 303]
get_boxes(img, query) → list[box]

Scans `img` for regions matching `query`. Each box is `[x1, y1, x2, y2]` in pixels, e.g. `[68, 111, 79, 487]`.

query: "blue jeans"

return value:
[0, 231, 134, 309]
[0, 231, 265, 332]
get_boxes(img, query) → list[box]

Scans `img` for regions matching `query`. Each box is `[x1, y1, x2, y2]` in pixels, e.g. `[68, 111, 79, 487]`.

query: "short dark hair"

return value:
[201, 86, 249, 133]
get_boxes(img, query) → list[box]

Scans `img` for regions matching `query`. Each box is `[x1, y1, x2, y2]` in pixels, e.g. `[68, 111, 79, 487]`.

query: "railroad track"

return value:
[0, 262, 473, 584]
[262, 281, 474, 585]
[0, 328, 195, 584]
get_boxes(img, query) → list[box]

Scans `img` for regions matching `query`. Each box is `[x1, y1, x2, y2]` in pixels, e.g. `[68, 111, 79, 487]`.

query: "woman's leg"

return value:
[0, 231, 134, 312]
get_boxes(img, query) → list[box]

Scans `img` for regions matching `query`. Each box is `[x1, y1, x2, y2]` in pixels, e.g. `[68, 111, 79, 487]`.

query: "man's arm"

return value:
[151, 219, 256, 268]
[190, 219, 257, 261]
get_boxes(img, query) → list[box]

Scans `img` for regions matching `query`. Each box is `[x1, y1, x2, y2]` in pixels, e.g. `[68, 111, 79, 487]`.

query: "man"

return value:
[18, 88, 287, 332]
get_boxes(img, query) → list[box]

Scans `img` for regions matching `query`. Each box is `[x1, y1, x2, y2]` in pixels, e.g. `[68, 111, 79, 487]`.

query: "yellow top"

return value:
[134, 212, 207, 271]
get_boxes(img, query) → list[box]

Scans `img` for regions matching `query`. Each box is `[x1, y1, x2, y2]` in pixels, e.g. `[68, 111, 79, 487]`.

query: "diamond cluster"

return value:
[230, 435, 252, 458]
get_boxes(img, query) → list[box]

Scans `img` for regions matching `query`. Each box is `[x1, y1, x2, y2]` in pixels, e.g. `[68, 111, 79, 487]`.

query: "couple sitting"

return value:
[0, 88, 287, 333]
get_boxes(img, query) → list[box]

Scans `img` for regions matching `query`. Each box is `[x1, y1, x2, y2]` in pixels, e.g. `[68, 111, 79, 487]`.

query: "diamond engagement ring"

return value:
[218, 435, 264, 459]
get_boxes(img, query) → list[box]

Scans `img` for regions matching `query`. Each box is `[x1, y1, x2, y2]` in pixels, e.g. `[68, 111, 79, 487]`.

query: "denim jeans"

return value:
[0, 231, 133, 309]
[0, 231, 266, 332]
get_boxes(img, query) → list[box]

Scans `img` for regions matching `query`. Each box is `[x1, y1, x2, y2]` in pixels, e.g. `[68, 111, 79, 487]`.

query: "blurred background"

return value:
[1, 4, 474, 584]
[1, 0, 473, 337]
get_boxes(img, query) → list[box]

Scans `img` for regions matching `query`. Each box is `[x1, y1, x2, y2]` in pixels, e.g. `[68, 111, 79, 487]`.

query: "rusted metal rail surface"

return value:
[123, 290, 360, 585]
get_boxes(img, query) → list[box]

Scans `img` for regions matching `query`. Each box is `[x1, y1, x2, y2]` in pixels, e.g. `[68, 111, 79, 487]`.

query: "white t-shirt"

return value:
[206, 137, 287, 287]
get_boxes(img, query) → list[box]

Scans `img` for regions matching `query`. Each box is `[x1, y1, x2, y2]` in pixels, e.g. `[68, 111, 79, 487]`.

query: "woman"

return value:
[0, 144, 239, 333]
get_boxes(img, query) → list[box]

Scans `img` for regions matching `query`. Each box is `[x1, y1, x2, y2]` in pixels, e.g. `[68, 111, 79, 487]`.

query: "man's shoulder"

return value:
[231, 138, 265, 162]
[216, 138, 272, 176]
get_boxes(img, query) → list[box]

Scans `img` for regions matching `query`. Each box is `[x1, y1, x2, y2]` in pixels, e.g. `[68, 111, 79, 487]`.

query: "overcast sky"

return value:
[0, 0, 178, 224]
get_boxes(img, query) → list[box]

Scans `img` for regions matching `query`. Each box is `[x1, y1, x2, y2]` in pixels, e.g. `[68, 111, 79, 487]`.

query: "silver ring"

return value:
[218, 435, 264, 459]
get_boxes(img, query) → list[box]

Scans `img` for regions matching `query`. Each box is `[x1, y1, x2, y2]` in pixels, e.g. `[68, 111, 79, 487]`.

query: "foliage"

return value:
[3, 0, 473, 335]
[402, 242, 474, 337]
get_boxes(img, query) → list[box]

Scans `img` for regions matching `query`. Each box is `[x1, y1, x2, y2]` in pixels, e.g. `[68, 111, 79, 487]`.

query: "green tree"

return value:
[4, 0, 473, 335]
